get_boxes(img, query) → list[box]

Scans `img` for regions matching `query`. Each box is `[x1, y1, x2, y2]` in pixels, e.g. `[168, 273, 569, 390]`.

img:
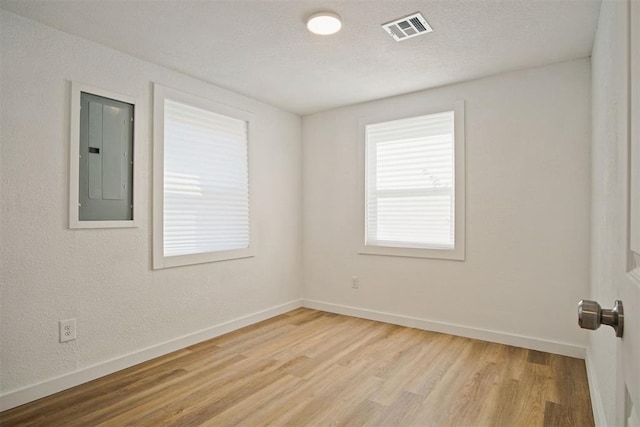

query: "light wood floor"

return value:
[0, 308, 594, 426]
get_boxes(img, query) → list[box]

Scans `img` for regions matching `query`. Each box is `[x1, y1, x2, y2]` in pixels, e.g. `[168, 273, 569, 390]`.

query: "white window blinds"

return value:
[365, 111, 455, 250]
[163, 99, 249, 257]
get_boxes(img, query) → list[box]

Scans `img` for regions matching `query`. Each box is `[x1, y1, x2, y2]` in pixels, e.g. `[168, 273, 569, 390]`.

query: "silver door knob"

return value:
[578, 299, 624, 337]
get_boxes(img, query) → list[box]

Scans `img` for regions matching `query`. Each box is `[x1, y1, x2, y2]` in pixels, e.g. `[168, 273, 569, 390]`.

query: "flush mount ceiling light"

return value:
[306, 12, 342, 35]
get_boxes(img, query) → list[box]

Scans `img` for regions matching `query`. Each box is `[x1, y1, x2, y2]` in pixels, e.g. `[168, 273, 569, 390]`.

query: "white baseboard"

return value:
[585, 347, 608, 427]
[303, 299, 586, 359]
[0, 299, 302, 412]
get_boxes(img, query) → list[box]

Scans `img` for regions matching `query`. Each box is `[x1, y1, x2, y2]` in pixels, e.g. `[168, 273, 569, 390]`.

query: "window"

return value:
[360, 101, 465, 260]
[153, 84, 254, 269]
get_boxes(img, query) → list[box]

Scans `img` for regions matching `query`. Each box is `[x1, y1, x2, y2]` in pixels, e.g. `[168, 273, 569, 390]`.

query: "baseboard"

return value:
[585, 347, 608, 427]
[303, 299, 586, 359]
[0, 299, 302, 412]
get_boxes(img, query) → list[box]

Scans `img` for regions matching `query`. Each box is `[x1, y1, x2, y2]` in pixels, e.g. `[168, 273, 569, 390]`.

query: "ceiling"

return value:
[0, 0, 601, 115]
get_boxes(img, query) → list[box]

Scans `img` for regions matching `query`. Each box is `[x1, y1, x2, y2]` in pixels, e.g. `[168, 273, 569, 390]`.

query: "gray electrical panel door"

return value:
[78, 92, 134, 221]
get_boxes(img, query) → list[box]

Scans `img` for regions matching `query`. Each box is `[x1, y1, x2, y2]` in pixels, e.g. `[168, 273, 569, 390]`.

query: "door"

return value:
[588, 1, 640, 425]
[617, 0, 639, 424]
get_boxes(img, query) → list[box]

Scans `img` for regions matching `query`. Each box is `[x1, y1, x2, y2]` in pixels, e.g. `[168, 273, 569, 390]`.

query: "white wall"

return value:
[303, 59, 591, 354]
[589, 0, 629, 425]
[0, 10, 302, 403]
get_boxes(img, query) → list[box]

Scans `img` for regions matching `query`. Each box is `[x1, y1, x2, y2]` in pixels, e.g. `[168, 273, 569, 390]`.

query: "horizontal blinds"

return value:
[366, 111, 455, 249]
[163, 99, 249, 257]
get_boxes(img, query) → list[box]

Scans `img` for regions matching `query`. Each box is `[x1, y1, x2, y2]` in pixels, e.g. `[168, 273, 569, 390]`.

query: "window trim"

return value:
[152, 83, 255, 269]
[69, 81, 139, 229]
[358, 100, 466, 261]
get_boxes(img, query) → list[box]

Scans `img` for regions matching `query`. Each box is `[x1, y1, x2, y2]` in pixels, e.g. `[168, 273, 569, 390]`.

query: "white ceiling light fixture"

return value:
[306, 12, 342, 35]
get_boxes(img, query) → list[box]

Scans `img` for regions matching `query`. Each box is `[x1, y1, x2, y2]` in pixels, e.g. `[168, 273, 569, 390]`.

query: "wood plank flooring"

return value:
[0, 308, 594, 426]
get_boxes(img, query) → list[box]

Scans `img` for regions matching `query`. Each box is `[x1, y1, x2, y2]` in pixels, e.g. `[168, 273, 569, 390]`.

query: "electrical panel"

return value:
[78, 92, 133, 221]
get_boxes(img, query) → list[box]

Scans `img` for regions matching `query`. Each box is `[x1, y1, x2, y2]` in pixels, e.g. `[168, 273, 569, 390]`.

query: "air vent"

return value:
[382, 12, 432, 42]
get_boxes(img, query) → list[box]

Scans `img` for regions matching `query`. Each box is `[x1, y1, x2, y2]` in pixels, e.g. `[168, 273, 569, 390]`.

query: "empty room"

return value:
[0, 0, 638, 426]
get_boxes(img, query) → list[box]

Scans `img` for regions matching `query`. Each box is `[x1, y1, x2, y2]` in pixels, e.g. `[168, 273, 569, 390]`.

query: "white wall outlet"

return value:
[352, 276, 359, 289]
[59, 318, 77, 343]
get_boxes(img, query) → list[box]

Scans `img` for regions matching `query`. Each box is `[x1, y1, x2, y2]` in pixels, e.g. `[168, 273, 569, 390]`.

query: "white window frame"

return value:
[152, 84, 255, 269]
[69, 82, 139, 229]
[358, 100, 465, 261]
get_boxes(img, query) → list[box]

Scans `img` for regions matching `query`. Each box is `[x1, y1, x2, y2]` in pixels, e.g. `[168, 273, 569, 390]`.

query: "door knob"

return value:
[578, 299, 624, 337]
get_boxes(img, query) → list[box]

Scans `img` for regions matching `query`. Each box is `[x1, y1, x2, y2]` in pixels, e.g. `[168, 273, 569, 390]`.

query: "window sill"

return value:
[153, 248, 254, 269]
[358, 244, 464, 261]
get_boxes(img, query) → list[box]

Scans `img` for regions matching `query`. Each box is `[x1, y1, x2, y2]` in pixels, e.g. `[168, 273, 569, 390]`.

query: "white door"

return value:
[589, 1, 640, 425]
[617, 1, 640, 424]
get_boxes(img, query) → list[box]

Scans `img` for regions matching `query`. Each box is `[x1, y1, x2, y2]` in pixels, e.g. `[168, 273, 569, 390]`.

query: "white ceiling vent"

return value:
[382, 12, 432, 42]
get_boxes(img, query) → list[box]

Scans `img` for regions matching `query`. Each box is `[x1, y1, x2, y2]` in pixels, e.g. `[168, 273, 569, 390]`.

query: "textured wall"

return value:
[0, 10, 302, 394]
[303, 59, 591, 348]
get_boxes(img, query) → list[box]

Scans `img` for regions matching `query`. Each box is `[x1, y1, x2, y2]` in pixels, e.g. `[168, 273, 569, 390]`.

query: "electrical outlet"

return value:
[352, 276, 359, 289]
[59, 318, 77, 343]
